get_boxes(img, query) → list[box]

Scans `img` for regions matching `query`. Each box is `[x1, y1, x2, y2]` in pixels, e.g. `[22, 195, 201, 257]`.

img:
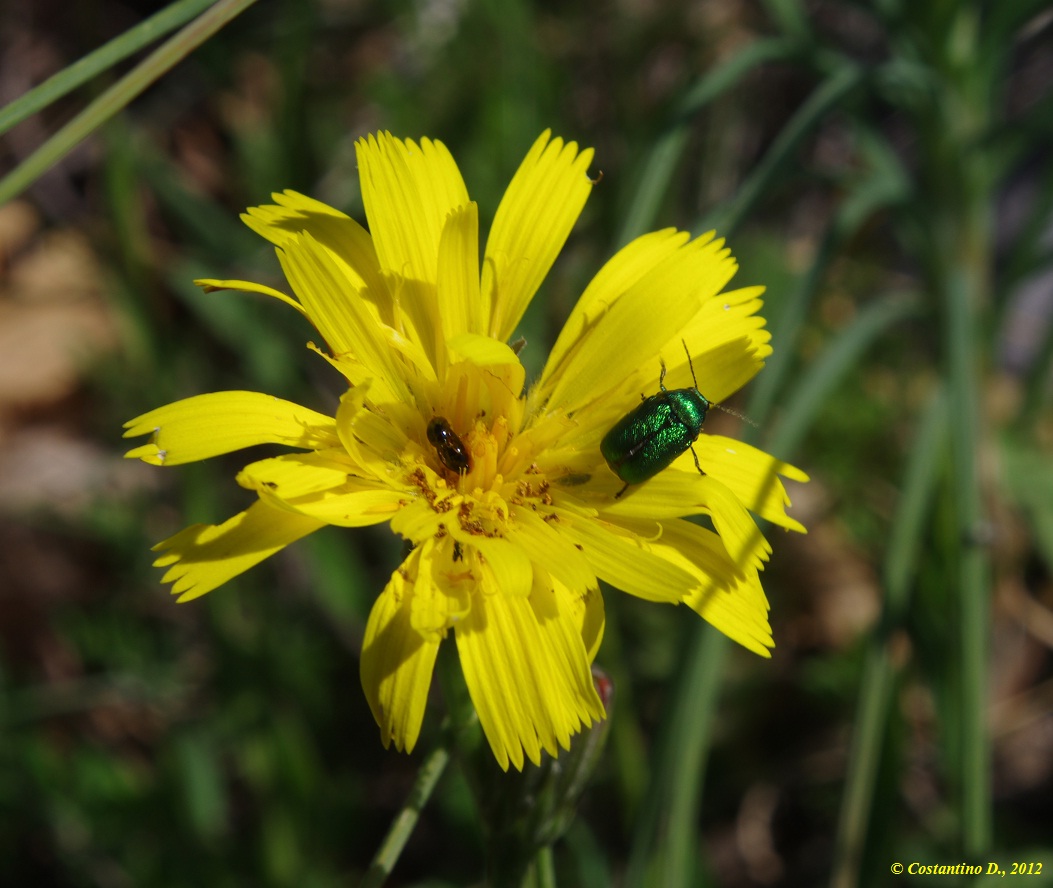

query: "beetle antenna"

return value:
[713, 403, 759, 427]
[680, 339, 700, 390]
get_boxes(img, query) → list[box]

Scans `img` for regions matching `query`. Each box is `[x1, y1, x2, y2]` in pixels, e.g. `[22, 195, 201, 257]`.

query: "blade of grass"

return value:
[944, 261, 992, 854]
[768, 293, 920, 451]
[0, 0, 214, 137]
[748, 137, 909, 425]
[624, 623, 726, 888]
[616, 36, 802, 246]
[760, 0, 813, 42]
[699, 61, 864, 237]
[830, 388, 948, 888]
[0, 0, 261, 205]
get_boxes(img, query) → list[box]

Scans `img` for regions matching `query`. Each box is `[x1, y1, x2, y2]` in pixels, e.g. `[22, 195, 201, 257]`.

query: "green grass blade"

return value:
[0, 0, 214, 137]
[699, 61, 864, 237]
[831, 389, 948, 888]
[616, 36, 802, 246]
[748, 131, 910, 423]
[768, 294, 920, 452]
[944, 264, 992, 854]
[624, 626, 727, 888]
[0, 0, 261, 206]
[760, 0, 813, 42]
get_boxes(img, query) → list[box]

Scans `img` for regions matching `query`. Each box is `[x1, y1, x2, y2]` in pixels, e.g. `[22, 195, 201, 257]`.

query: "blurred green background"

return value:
[2, 0, 1053, 885]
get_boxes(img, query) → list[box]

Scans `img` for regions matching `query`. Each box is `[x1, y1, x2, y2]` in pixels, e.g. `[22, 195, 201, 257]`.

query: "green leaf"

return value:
[0, 0, 262, 205]
[0, 0, 214, 137]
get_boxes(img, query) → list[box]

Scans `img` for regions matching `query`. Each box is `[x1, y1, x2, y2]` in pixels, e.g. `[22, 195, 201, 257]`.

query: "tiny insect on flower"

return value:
[427, 416, 470, 474]
[600, 340, 710, 497]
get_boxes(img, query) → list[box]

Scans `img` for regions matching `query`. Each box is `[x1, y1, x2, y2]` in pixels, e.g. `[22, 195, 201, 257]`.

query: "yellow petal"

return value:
[688, 337, 769, 407]
[508, 504, 596, 594]
[237, 450, 362, 496]
[437, 202, 483, 339]
[235, 451, 404, 527]
[241, 190, 393, 326]
[602, 469, 771, 572]
[356, 133, 469, 283]
[360, 547, 440, 754]
[466, 534, 532, 599]
[454, 566, 604, 770]
[598, 471, 711, 518]
[277, 233, 417, 402]
[279, 488, 406, 527]
[390, 497, 448, 543]
[661, 286, 773, 403]
[554, 507, 695, 603]
[676, 285, 768, 356]
[124, 392, 340, 466]
[483, 131, 595, 341]
[659, 473, 768, 571]
[692, 435, 808, 532]
[543, 232, 737, 415]
[528, 572, 607, 727]
[414, 540, 471, 639]
[536, 228, 689, 405]
[152, 500, 325, 602]
[638, 517, 774, 656]
[194, 278, 306, 316]
[556, 578, 605, 664]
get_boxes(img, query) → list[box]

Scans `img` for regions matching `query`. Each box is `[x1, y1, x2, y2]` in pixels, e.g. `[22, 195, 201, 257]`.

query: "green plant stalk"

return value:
[624, 626, 727, 888]
[931, 32, 994, 848]
[658, 629, 727, 888]
[593, 601, 650, 830]
[529, 846, 557, 888]
[0, 0, 214, 137]
[945, 255, 992, 854]
[831, 390, 948, 888]
[0, 0, 261, 205]
[359, 742, 451, 888]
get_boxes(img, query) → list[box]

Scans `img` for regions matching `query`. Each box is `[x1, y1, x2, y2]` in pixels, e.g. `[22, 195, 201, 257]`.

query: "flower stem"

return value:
[358, 742, 451, 888]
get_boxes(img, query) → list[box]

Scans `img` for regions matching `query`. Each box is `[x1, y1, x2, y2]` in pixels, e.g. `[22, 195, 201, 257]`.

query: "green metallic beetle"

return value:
[601, 341, 710, 498]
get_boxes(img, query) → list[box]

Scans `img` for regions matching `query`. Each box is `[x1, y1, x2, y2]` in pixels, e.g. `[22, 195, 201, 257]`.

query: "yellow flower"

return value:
[124, 131, 806, 770]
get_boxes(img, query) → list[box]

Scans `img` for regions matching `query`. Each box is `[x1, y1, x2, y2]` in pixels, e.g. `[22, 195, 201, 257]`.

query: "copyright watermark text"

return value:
[890, 862, 1044, 877]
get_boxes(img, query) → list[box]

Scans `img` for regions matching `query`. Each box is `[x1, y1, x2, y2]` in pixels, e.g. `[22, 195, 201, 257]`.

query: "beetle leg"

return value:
[689, 442, 705, 478]
[658, 358, 667, 391]
[614, 480, 631, 499]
